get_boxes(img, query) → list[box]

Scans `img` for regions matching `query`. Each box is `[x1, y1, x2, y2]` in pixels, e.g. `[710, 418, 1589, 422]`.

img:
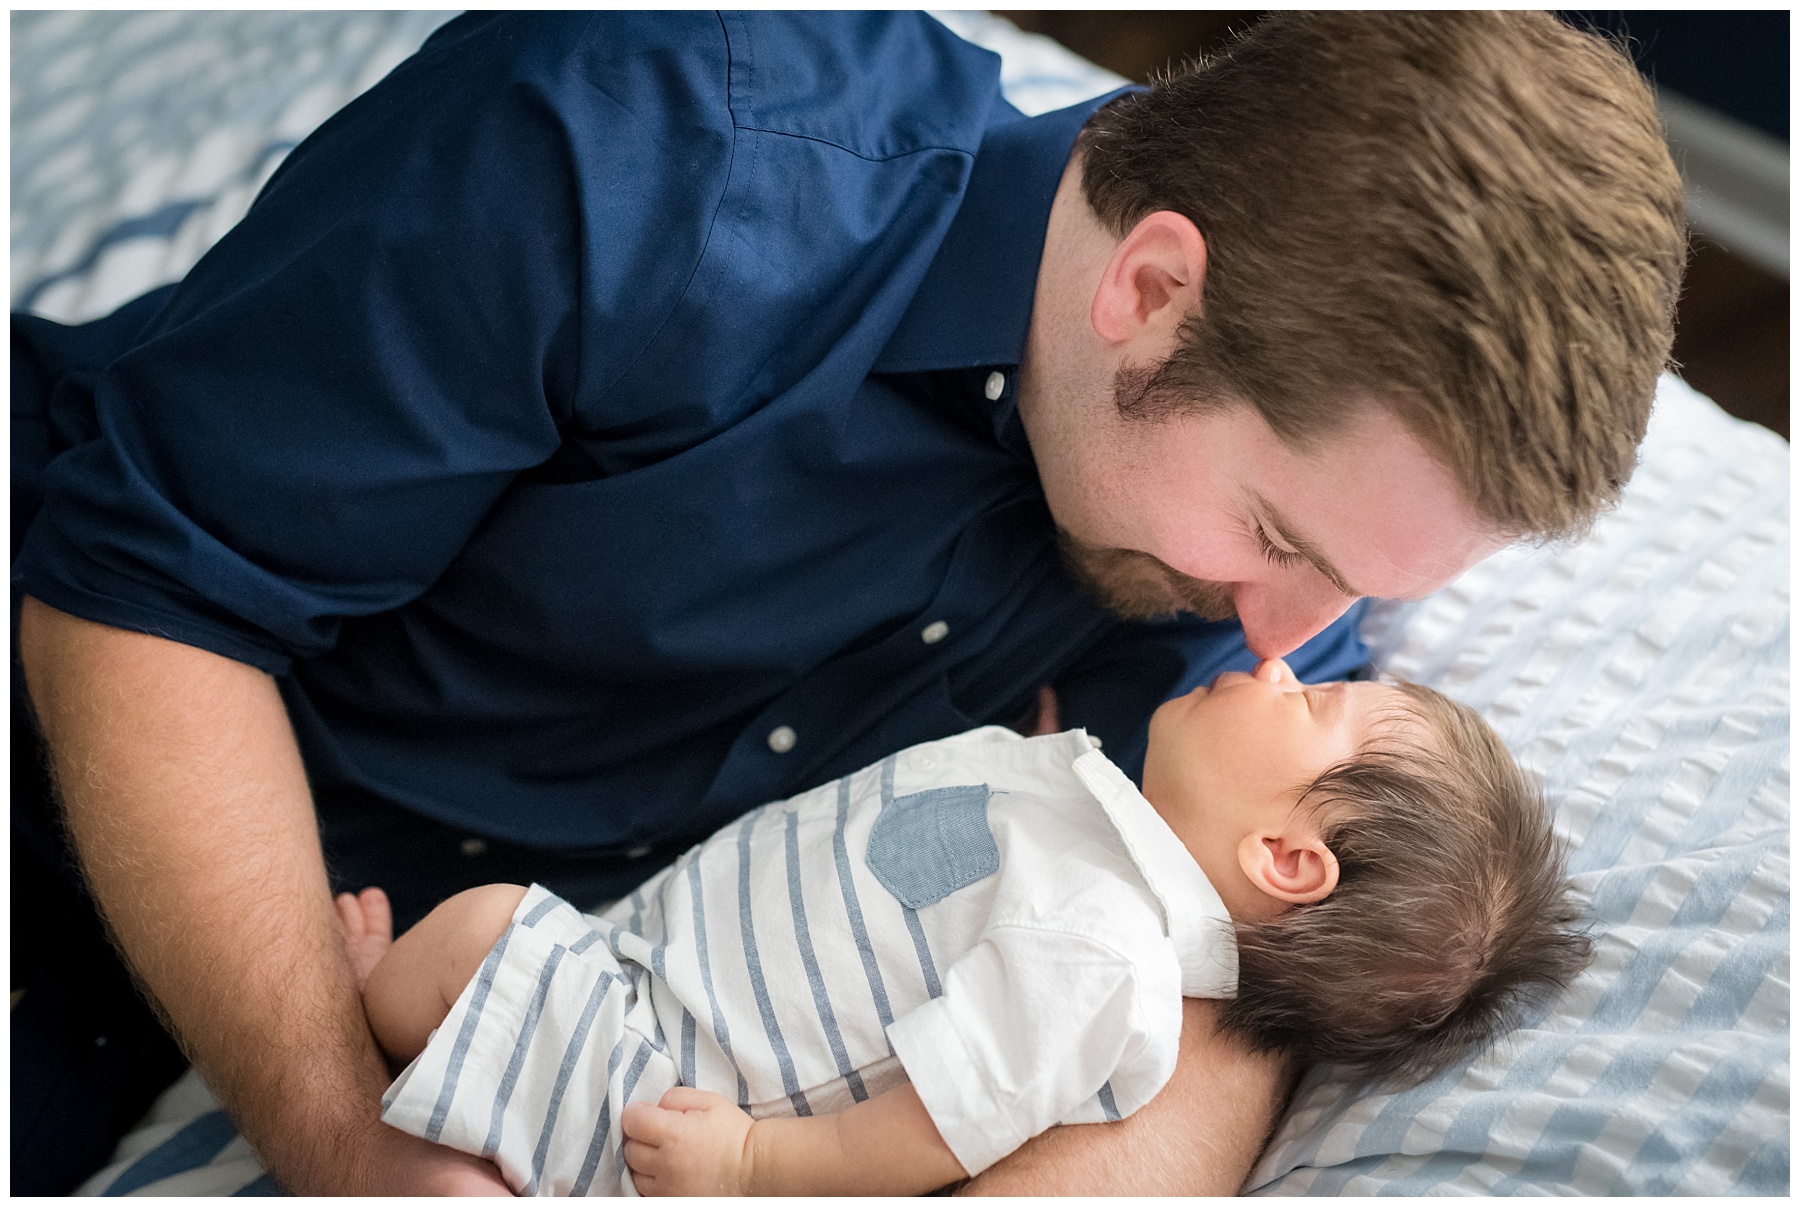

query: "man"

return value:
[13, 11, 1682, 1195]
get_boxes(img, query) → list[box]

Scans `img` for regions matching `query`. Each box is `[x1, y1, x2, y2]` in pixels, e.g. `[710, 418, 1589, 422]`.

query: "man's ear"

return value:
[1089, 210, 1208, 347]
[1236, 827, 1339, 906]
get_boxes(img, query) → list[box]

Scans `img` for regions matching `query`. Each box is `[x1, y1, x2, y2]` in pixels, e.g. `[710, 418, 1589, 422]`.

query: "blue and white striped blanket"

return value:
[14, 11, 1787, 1197]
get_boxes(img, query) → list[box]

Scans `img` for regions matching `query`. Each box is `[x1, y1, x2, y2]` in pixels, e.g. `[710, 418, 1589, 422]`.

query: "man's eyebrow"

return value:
[1250, 492, 1363, 598]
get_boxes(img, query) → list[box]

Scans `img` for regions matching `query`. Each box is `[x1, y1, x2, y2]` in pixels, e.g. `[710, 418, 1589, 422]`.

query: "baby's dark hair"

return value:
[1219, 682, 1592, 1086]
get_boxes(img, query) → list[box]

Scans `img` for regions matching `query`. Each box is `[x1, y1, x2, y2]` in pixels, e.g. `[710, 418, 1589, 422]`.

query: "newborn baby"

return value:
[340, 658, 1589, 1195]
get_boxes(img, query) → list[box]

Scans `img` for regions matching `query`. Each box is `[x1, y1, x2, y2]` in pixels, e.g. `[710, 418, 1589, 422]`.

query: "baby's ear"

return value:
[1237, 828, 1339, 905]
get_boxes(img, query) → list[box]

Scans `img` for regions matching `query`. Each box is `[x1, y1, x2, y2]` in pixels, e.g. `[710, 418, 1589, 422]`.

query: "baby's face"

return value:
[1143, 658, 1407, 831]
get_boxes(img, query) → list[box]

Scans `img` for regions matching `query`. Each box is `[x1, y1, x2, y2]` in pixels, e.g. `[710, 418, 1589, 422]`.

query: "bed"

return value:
[13, 11, 1787, 1196]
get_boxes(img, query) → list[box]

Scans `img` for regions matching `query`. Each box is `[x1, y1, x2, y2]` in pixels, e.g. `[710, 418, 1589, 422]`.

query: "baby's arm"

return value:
[622, 1083, 965, 1196]
[353, 883, 529, 1065]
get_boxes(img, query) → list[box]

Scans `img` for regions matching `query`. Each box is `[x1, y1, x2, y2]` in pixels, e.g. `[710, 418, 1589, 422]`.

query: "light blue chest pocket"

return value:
[866, 764, 999, 910]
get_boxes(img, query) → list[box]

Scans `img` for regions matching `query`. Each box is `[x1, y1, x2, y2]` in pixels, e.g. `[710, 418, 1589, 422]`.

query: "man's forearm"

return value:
[958, 997, 1290, 1196]
[19, 600, 427, 1193]
[749, 1082, 965, 1196]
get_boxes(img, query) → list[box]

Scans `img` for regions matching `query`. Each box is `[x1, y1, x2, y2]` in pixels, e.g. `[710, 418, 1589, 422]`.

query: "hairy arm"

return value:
[18, 599, 508, 1195]
[957, 996, 1290, 1196]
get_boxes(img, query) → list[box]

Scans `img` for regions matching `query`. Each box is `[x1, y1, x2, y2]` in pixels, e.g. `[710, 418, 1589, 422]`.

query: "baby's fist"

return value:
[621, 1087, 756, 1196]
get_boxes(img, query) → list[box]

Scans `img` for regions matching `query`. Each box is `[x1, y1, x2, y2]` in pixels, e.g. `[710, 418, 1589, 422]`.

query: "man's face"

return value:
[1037, 374, 1507, 658]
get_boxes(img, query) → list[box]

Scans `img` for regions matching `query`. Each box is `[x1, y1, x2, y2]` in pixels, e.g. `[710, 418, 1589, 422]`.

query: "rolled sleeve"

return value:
[885, 924, 1175, 1176]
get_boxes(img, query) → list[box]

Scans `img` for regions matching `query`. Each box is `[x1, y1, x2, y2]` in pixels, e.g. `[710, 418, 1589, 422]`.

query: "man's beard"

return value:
[1055, 528, 1238, 623]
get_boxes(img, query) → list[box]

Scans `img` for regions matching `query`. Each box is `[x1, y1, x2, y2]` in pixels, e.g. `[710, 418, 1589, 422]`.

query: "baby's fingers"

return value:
[622, 1136, 662, 1175]
[620, 1100, 676, 1145]
[657, 1085, 731, 1113]
[620, 1122, 677, 1195]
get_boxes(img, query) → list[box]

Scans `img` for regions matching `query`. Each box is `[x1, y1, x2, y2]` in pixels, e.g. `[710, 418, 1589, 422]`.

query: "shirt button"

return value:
[767, 725, 797, 754]
[626, 844, 653, 860]
[984, 370, 1006, 401]
[460, 837, 488, 857]
[920, 620, 950, 645]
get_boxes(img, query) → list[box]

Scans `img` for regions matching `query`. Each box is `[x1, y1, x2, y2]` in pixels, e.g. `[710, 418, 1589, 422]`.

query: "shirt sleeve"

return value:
[14, 12, 732, 672]
[885, 923, 1182, 1176]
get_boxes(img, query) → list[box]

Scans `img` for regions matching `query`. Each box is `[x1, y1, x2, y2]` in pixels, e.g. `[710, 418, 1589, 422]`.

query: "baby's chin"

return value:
[1150, 685, 1207, 729]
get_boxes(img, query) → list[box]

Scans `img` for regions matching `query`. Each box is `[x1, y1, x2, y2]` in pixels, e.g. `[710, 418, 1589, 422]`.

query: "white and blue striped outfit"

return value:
[380, 726, 1237, 1194]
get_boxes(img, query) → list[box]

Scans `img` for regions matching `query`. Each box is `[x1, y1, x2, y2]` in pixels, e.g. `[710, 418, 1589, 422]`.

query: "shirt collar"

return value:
[1069, 738, 1240, 999]
[872, 87, 1136, 378]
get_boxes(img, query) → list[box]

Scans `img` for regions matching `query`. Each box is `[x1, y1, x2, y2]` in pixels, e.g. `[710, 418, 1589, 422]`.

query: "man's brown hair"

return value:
[1080, 12, 1687, 540]
[1221, 683, 1592, 1085]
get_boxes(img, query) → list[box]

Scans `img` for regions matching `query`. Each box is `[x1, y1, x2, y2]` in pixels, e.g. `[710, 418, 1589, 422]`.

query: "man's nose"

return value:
[1234, 581, 1358, 660]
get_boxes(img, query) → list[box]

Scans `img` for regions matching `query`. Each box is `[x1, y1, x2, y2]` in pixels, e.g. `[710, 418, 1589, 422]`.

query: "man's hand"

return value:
[17, 599, 510, 1195]
[621, 1088, 756, 1196]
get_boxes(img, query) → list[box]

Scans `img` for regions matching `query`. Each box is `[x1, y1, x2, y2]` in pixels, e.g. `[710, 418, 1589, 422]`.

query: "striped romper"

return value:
[380, 726, 1237, 1194]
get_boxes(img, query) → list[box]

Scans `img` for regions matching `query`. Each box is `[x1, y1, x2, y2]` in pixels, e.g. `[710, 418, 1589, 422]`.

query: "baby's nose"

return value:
[1252, 657, 1297, 685]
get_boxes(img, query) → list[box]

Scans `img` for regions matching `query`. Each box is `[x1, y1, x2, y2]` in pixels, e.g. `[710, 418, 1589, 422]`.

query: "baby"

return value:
[341, 658, 1589, 1195]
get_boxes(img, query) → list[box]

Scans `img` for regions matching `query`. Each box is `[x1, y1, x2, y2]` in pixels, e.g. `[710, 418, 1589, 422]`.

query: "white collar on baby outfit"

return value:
[1068, 737, 1239, 999]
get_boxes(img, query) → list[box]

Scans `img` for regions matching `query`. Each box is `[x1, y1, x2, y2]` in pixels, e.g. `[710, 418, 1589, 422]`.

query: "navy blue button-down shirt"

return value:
[14, 11, 1366, 851]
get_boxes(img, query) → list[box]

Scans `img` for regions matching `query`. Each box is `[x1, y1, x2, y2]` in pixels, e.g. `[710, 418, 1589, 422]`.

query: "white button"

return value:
[460, 837, 489, 857]
[920, 620, 950, 645]
[984, 370, 1006, 401]
[767, 725, 797, 754]
[626, 844, 653, 860]
[1091, 735, 1104, 749]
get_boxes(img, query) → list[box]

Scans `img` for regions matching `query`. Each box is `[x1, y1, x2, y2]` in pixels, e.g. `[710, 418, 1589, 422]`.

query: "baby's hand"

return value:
[621, 1087, 757, 1196]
